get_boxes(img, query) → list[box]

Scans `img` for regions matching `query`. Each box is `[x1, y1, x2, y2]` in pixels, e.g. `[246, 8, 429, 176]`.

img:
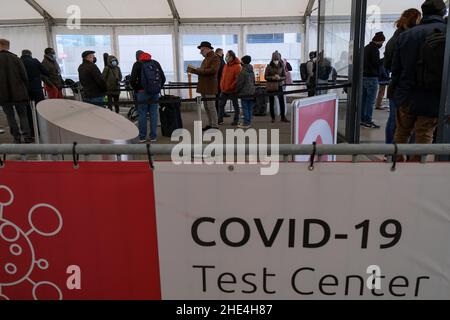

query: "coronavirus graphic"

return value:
[0, 185, 63, 300]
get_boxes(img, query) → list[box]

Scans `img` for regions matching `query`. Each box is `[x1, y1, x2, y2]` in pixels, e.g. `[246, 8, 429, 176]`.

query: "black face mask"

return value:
[93, 57, 97, 64]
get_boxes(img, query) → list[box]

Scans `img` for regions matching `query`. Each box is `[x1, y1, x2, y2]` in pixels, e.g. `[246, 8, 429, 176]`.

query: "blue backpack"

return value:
[141, 61, 162, 95]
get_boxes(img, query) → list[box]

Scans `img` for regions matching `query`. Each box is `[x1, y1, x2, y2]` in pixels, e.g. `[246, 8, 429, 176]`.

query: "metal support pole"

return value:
[436, 17, 450, 160]
[303, 15, 310, 63]
[173, 19, 182, 83]
[239, 25, 245, 57]
[345, 0, 367, 143]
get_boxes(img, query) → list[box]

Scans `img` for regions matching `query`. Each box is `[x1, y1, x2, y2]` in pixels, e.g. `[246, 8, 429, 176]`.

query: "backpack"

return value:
[300, 63, 308, 81]
[141, 61, 162, 95]
[417, 29, 446, 91]
[317, 59, 333, 81]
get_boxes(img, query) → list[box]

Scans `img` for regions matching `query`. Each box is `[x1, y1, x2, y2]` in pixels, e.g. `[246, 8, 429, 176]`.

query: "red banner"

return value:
[0, 162, 160, 300]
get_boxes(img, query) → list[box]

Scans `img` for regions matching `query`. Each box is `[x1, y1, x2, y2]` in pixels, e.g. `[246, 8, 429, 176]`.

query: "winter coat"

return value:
[41, 54, 64, 89]
[236, 64, 256, 100]
[217, 56, 226, 92]
[264, 61, 286, 90]
[21, 55, 49, 94]
[78, 60, 107, 99]
[363, 42, 382, 78]
[130, 52, 166, 93]
[102, 55, 123, 95]
[190, 51, 220, 95]
[283, 59, 293, 85]
[220, 58, 241, 93]
[392, 15, 446, 117]
[384, 29, 404, 71]
[0, 50, 29, 104]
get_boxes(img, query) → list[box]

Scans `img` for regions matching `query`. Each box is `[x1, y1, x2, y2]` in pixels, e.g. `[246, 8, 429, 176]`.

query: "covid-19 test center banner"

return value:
[1, 162, 450, 300]
[154, 163, 450, 300]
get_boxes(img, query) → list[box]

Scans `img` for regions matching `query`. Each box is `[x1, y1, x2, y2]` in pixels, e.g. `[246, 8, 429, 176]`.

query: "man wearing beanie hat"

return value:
[391, 0, 447, 160]
[361, 31, 386, 129]
[236, 55, 255, 128]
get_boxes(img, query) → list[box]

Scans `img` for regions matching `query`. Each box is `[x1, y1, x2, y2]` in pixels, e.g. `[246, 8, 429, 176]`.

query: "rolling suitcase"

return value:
[253, 86, 267, 116]
[159, 95, 183, 137]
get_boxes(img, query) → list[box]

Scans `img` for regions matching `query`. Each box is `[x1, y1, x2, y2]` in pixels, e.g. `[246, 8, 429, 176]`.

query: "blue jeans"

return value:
[361, 77, 379, 123]
[241, 99, 254, 125]
[136, 91, 159, 140]
[385, 99, 397, 144]
[84, 96, 105, 107]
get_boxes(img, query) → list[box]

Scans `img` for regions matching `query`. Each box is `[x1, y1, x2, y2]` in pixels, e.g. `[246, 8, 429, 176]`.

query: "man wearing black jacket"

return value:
[78, 51, 107, 107]
[21, 50, 49, 137]
[0, 39, 32, 143]
[361, 32, 386, 129]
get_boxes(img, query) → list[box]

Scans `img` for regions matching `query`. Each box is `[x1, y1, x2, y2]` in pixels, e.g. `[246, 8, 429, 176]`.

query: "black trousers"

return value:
[107, 94, 120, 113]
[269, 90, 286, 120]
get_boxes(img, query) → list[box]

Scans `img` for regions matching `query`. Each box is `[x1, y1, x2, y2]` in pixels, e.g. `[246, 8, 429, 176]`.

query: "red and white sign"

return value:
[0, 162, 160, 300]
[292, 94, 339, 162]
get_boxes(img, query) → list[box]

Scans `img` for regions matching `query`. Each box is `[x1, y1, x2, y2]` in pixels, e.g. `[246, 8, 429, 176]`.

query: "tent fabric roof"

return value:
[0, 0, 445, 22]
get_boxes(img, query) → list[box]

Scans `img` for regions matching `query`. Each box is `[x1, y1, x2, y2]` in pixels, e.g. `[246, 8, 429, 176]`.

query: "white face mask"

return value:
[273, 60, 279, 66]
[225, 56, 231, 63]
[111, 60, 118, 67]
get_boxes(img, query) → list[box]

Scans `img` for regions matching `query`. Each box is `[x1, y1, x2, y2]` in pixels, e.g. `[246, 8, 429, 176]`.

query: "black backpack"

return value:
[300, 63, 308, 81]
[417, 29, 446, 91]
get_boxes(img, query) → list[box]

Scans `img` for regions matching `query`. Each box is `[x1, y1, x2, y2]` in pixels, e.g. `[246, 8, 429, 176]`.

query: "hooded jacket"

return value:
[130, 52, 166, 93]
[265, 52, 286, 87]
[236, 64, 256, 99]
[220, 57, 241, 93]
[102, 55, 123, 95]
[392, 15, 446, 117]
[363, 42, 382, 77]
[0, 50, 29, 104]
[78, 58, 107, 99]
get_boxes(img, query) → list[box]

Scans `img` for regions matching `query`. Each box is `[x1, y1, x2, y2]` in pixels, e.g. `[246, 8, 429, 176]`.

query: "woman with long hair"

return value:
[384, 8, 422, 144]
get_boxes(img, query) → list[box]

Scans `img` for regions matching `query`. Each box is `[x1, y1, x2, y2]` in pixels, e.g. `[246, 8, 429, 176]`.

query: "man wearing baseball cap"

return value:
[187, 41, 220, 131]
[392, 0, 448, 160]
[78, 50, 107, 107]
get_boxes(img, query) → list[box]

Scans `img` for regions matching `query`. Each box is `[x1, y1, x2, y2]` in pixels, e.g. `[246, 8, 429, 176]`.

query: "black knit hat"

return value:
[241, 55, 251, 65]
[421, 0, 447, 16]
[372, 32, 386, 42]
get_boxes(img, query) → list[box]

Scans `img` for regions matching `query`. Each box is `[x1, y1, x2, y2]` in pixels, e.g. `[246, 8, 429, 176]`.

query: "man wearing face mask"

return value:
[41, 48, 64, 99]
[78, 51, 107, 107]
[102, 55, 123, 113]
[361, 32, 386, 129]
[187, 41, 220, 131]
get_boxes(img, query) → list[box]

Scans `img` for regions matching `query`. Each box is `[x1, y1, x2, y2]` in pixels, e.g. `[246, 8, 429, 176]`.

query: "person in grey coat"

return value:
[236, 55, 256, 128]
[0, 39, 32, 143]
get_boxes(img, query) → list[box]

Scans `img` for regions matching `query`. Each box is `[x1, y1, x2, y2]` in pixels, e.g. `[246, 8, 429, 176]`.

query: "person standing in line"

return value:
[187, 41, 221, 131]
[21, 49, 49, 138]
[215, 48, 229, 118]
[78, 51, 107, 107]
[41, 47, 64, 99]
[361, 32, 386, 129]
[265, 51, 289, 123]
[384, 8, 422, 144]
[236, 55, 256, 129]
[0, 39, 33, 143]
[392, 0, 447, 160]
[218, 50, 241, 126]
[131, 51, 166, 142]
[102, 55, 123, 113]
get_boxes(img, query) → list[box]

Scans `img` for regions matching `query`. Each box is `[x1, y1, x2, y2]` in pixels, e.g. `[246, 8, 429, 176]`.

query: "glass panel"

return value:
[118, 34, 175, 82]
[246, 33, 302, 80]
[55, 34, 112, 81]
[182, 34, 239, 82]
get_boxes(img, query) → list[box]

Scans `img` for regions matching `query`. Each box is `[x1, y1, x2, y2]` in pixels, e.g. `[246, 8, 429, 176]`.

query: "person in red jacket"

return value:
[218, 50, 241, 126]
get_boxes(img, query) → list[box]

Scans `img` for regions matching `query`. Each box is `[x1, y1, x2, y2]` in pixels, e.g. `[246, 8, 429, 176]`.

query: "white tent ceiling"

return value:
[0, 0, 308, 22]
[0, 0, 446, 22]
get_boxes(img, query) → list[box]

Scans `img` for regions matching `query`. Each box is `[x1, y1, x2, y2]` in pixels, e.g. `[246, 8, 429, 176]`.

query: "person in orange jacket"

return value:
[218, 50, 241, 126]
